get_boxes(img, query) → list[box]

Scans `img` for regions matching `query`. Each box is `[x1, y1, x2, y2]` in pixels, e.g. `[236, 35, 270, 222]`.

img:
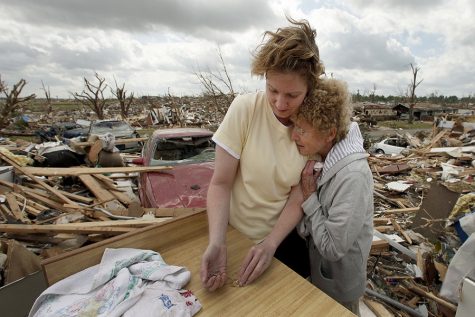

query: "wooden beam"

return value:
[72, 137, 148, 147]
[78, 175, 127, 215]
[11, 192, 49, 212]
[404, 282, 457, 312]
[78, 174, 116, 203]
[383, 207, 420, 214]
[52, 218, 170, 228]
[5, 192, 28, 222]
[28, 183, 94, 204]
[143, 207, 206, 218]
[0, 180, 75, 214]
[0, 223, 133, 235]
[22, 165, 171, 176]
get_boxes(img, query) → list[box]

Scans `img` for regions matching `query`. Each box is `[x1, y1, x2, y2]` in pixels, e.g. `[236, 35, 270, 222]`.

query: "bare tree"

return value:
[407, 63, 423, 124]
[370, 83, 377, 103]
[72, 72, 108, 119]
[166, 88, 185, 127]
[194, 46, 235, 115]
[0, 75, 36, 129]
[111, 78, 135, 120]
[41, 80, 53, 114]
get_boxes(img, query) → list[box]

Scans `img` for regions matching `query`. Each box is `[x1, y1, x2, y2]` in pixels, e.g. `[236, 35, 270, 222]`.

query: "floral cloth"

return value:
[29, 248, 201, 317]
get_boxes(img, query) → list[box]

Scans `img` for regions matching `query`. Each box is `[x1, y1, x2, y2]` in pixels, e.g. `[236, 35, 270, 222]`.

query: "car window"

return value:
[152, 136, 215, 165]
[386, 139, 398, 146]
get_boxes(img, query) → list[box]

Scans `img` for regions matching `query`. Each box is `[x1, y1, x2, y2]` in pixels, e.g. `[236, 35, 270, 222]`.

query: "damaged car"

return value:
[370, 137, 409, 155]
[136, 128, 215, 208]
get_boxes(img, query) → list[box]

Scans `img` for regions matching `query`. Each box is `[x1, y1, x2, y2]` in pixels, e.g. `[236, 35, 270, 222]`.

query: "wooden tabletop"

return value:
[42, 211, 354, 316]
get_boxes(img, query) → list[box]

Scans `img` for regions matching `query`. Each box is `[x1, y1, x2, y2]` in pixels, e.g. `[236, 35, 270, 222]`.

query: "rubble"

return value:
[1, 110, 474, 316]
[365, 117, 475, 316]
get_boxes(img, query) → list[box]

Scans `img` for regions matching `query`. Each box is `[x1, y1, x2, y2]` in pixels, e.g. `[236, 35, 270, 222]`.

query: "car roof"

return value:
[151, 127, 213, 139]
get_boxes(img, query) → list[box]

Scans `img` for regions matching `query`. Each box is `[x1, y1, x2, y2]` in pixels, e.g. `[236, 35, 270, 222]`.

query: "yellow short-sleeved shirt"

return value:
[212, 92, 307, 242]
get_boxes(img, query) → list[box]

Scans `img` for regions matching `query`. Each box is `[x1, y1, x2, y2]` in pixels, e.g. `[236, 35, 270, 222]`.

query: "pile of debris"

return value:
[1, 116, 474, 316]
[0, 141, 202, 289]
[364, 119, 475, 316]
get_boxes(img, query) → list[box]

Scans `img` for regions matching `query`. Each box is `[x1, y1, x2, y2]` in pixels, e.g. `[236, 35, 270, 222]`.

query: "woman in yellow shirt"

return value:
[201, 17, 324, 290]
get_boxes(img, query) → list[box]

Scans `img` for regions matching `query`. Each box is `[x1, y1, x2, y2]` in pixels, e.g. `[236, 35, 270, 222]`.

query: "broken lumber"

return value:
[365, 288, 424, 317]
[403, 282, 457, 312]
[362, 298, 394, 317]
[0, 150, 77, 206]
[0, 223, 133, 235]
[143, 207, 207, 218]
[22, 165, 171, 176]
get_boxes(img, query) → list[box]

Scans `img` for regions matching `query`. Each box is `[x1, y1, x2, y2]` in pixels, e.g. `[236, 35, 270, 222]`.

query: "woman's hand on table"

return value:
[238, 239, 277, 286]
[200, 243, 227, 291]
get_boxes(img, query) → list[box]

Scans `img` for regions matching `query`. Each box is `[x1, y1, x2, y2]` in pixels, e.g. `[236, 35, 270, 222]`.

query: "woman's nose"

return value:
[275, 95, 287, 110]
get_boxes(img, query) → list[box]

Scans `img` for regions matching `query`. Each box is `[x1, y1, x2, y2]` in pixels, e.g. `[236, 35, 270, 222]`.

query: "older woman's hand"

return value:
[301, 160, 320, 201]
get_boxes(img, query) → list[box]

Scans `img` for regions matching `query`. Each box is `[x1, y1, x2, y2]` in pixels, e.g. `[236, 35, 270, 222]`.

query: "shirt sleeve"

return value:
[212, 93, 255, 159]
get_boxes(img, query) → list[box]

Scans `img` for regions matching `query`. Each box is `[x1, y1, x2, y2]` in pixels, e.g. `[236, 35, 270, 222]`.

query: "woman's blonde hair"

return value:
[251, 17, 324, 93]
[294, 78, 352, 143]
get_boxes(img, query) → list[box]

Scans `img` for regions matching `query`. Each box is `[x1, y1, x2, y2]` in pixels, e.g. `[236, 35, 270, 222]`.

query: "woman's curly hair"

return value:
[294, 78, 352, 143]
[251, 17, 324, 93]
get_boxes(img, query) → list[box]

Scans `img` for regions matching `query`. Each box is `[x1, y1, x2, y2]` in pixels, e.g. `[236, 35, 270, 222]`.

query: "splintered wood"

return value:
[0, 156, 189, 262]
[366, 120, 474, 316]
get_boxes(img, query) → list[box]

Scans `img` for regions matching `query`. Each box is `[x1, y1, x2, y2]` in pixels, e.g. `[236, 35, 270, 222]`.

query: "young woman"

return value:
[200, 17, 324, 290]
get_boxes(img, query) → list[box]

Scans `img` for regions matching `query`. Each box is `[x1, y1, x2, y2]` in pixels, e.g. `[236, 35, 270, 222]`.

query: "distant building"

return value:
[393, 103, 457, 121]
[360, 103, 396, 120]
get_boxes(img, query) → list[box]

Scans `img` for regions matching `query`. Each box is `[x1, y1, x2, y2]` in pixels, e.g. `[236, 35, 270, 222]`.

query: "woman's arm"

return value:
[200, 145, 239, 290]
[238, 183, 304, 286]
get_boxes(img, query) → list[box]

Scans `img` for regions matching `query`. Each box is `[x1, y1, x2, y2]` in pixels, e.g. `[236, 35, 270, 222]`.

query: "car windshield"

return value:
[152, 135, 215, 165]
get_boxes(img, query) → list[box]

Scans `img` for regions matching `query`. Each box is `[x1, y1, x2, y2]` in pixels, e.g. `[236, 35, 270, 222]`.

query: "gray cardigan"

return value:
[299, 152, 374, 303]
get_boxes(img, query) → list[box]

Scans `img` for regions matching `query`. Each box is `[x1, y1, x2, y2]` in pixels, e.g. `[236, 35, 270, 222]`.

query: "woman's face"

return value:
[291, 118, 335, 157]
[266, 71, 308, 125]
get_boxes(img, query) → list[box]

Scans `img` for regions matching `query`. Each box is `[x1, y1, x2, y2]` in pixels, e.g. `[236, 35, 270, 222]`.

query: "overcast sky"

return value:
[0, 0, 474, 99]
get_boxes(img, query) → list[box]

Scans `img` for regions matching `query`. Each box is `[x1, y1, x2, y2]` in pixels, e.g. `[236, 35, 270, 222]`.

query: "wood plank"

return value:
[78, 174, 116, 203]
[0, 204, 15, 219]
[383, 207, 419, 214]
[11, 192, 49, 212]
[28, 183, 94, 204]
[143, 207, 206, 217]
[78, 174, 127, 215]
[52, 218, 171, 228]
[23, 165, 171, 176]
[0, 223, 133, 235]
[41, 210, 354, 316]
[92, 173, 119, 190]
[72, 137, 148, 147]
[5, 192, 28, 222]
[371, 239, 389, 254]
[374, 225, 393, 233]
[0, 180, 78, 214]
[404, 282, 457, 312]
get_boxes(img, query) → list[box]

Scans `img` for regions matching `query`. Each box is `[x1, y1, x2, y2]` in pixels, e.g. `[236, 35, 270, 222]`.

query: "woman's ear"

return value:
[326, 127, 337, 143]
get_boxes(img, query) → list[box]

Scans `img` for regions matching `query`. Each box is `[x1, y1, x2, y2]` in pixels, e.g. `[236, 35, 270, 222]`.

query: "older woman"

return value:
[291, 79, 373, 316]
